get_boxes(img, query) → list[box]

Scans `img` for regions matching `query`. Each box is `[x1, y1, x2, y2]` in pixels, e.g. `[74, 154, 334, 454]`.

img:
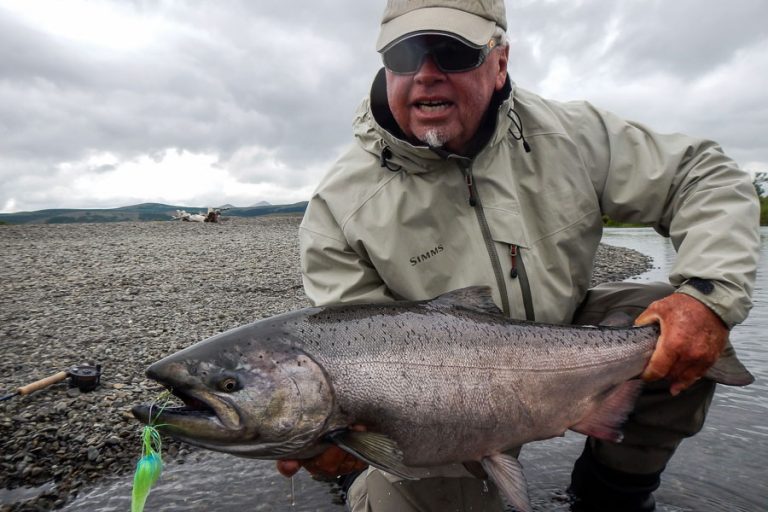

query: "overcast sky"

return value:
[1, 0, 766, 213]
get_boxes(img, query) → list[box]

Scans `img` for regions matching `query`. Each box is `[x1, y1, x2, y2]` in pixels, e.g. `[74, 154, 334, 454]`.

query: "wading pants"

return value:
[345, 282, 718, 512]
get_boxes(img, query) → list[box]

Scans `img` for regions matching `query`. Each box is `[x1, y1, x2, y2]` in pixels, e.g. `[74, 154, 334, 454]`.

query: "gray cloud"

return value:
[0, 0, 766, 212]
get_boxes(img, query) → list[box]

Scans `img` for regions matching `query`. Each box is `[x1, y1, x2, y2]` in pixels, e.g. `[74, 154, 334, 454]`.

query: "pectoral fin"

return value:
[570, 380, 644, 442]
[480, 454, 531, 512]
[328, 430, 422, 480]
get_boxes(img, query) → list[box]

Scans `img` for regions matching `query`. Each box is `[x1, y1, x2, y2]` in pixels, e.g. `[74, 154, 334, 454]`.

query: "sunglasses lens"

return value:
[382, 41, 425, 73]
[432, 40, 484, 72]
[383, 37, 486, 74]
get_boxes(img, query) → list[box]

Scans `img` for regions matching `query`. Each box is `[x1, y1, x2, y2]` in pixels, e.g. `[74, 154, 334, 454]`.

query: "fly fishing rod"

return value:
[1, 364, 102, 401]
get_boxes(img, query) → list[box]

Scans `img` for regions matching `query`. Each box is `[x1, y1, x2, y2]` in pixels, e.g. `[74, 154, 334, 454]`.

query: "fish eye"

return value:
[217, 377, 240, 393]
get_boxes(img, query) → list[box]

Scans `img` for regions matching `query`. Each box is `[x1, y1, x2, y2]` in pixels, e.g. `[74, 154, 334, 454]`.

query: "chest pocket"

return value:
[482, 208, 528, 248]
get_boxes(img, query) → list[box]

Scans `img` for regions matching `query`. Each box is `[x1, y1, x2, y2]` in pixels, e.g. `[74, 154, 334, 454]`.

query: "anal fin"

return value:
[480, 454, 531, 512]
[570, 379, 644, 442]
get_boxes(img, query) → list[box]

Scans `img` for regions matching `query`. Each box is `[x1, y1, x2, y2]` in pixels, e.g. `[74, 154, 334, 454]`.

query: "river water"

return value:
[64, 228, 767, 511]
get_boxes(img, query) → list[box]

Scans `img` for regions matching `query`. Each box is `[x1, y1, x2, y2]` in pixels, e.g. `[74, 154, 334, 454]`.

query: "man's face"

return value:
[385, 36, 509, 155]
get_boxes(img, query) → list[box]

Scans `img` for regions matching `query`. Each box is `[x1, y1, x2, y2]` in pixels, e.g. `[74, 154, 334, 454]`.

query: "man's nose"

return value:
[414, 54, 445, 83]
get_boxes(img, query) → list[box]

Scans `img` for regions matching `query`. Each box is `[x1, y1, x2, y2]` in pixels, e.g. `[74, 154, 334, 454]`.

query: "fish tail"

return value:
[705, 345, 754, 386]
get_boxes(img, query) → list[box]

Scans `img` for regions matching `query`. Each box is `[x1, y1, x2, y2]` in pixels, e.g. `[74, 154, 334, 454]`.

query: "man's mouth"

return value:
[415, 99, 452, 112]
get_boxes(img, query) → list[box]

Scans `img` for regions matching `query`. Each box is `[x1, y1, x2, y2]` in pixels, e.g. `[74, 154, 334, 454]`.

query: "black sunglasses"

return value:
[382, 36, 496, 75]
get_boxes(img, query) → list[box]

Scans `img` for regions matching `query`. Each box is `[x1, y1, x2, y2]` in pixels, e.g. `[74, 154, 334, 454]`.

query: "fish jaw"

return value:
[133, 320, 336, 459]
[131, 398, 326, 458]
[132, 359, 252, 452]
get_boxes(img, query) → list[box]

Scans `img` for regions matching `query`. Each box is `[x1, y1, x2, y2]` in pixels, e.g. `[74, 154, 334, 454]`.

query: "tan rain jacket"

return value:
[300, 70, 760, 328]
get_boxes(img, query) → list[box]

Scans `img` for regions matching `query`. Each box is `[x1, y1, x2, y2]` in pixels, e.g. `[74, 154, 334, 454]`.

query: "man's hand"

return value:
[635, 293, 728, 396]
[276, 446, 368, 479]
[276, 425, 368, 479]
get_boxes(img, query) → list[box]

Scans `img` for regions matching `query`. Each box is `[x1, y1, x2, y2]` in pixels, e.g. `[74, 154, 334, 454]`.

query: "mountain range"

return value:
[0, 201, 307, 225]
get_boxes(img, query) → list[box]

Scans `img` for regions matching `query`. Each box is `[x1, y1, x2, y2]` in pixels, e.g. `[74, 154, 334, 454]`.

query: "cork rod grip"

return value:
[17, 371, 68, 395]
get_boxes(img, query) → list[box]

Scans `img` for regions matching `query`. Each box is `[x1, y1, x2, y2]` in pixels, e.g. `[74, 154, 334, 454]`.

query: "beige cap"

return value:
[377, 0, 507, 52]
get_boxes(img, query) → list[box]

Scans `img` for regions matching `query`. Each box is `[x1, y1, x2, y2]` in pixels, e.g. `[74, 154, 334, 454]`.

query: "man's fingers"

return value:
[338, 453, 367, 474]
[668, 361, 709, 395]
[642, 341, 677, 381]
[670, 378, 700, 396]
[276, 426, 369, 479]
[669, 368, 702, 395]
[277, 460, 301, 478]
[634, 308, 660, 327]
[637, 294, 729, 394]
[298, 446, 367, 478]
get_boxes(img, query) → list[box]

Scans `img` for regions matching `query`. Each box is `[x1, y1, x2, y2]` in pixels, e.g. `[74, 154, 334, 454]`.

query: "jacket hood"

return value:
[352, 68, 518, 174]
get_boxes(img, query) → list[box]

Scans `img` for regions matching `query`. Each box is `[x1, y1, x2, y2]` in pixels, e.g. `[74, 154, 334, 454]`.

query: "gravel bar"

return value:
[0, 216, 651, 511]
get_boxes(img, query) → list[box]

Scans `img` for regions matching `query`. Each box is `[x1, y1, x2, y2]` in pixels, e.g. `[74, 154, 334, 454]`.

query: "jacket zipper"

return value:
[457, 160, 511, 317]
[509, 245, 535, 321]
[509, 245, 518, 278]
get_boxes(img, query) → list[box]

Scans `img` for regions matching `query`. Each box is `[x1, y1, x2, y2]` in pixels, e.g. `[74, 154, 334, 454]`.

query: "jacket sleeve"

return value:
[299, 193, 396, 307]
[567, 103, 761, 327]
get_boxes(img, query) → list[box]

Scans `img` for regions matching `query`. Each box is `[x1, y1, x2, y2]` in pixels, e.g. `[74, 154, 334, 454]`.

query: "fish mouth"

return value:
[132, 385, 315, 459]
[132, 386, 243, 438]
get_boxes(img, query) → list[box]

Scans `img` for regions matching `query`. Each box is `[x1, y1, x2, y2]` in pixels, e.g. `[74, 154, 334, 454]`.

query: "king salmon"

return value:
[132, 287, 753, 511]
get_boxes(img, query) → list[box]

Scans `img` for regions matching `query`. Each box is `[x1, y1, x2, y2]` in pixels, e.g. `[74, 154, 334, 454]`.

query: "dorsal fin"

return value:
[431, 286, 503, 316]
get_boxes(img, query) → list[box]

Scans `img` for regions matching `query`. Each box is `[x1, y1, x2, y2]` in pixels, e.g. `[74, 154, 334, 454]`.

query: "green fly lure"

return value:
[131, 393, 169, 512]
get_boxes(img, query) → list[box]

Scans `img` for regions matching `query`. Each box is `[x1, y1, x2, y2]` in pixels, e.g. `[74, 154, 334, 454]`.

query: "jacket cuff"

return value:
[674, 279, 746, 329]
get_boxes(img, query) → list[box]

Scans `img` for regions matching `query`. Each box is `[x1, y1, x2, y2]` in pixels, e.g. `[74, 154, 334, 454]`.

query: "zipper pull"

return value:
[464, 172, 478, 207]
[456, 160, 478, 207]
[509, 245, 518, 279]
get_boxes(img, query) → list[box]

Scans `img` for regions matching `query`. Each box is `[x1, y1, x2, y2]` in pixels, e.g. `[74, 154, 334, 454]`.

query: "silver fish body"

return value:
[133, 287, 753, 511]
[305, 298, 656, 465]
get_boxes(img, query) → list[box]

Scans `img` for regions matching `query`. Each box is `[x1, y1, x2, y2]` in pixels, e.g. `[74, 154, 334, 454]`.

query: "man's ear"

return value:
[495, 45, 509, 91]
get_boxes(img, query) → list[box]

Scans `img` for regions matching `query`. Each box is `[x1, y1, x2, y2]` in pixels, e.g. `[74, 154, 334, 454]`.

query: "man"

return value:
[280, 1, 761, 511]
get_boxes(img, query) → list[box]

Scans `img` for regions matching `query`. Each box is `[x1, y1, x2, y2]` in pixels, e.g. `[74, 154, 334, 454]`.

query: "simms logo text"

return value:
[410, 244, 445, 266]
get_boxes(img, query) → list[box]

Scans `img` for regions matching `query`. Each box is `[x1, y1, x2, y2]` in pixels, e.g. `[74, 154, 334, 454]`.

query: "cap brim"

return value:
[376, 7, 496, 52]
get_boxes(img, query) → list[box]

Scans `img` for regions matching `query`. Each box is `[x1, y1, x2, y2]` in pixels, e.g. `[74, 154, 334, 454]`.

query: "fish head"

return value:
[132, 318, 334, 459]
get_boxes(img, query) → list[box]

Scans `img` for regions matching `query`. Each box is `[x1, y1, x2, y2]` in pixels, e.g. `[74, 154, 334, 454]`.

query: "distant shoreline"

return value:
[0, 202, 308, 225]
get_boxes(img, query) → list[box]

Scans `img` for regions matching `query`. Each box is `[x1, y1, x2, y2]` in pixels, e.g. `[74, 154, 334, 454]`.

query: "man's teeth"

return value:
[417, 101, 450, 112]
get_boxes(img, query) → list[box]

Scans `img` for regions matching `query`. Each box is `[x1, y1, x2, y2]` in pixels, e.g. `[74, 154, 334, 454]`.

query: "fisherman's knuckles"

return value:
[640, 293, 729, 389]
